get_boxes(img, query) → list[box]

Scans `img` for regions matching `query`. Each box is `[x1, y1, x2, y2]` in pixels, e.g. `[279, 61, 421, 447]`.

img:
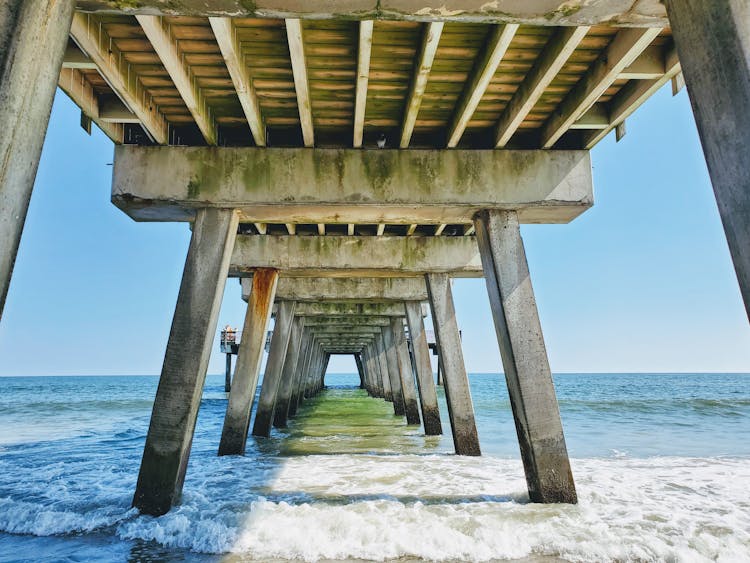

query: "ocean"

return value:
[0, 373, 749, 562]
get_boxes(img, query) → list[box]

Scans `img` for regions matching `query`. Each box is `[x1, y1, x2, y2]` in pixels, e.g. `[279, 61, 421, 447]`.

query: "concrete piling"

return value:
[132, 208, 239, 516]
[391, 317, 422, 425]
[274, 316, 305, 428]
[375, 332, 393, 402]
[475, 210, 576, 503]
[218, 269, 279, 456]
[383, 325, 407, 416]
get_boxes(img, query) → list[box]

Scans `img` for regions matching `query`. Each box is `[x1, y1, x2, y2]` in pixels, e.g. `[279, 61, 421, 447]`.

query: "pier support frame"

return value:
[475, 210, 576, 503]
[253, 300, 296, 437]
[374, 332, 393, 402]
[274, 316, 305, 428]
[404, 301, 442, 435]
[392, 317, 421, 425]
[0, 0, 76, 319]
[666, 0, 750, 322]
[354, 353, 366, 389]
[133, 208, 239, 515]
[218, 268, 279, 455]
[425, 274, 481, 456]
[383, 324, 406, 416]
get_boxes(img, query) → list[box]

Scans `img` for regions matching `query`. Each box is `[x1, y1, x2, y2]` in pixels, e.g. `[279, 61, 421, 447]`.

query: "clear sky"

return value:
[0, 84, 748, 376]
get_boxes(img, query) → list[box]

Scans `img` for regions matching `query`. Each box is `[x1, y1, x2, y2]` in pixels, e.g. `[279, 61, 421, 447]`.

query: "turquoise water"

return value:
[1, 373, 749, 561]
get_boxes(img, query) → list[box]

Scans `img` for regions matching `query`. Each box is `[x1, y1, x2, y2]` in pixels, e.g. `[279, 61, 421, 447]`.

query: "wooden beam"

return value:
[400, 22, 443, 148]
[137, 16, 218, 145]
[434, 223, 446, 236]
[209, 17, 266, 146]
[582, 44, 681, 148]
[354, 21, 374, 148]
[58, 68, 124, 143]
[62, 43, 97, 70]
[347, 223, 355, 236]
[407, 224, 417, 236]
[540, 27, 662, 148]
[98, 97, 139, 123]
[286, 223, 296, 235]
[317, 223, 325, 235]
[70, 13, 168, 144]
[618, 45, 665, 79]
[376, 223, 385, 236]
[285, 19, 314, 147]
[446, 24, 518, 148]
[495, 26, 589, 148]
[570, 103, 609, 129]
[254, 222, 267, 234]
[463, 224, 475, 236]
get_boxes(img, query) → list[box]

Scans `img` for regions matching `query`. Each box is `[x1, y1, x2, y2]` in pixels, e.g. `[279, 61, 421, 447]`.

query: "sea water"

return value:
[0, 373, 749, 562]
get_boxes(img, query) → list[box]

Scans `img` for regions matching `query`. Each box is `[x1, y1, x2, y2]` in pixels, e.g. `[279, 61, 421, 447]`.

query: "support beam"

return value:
[133, 208, 239, 515]
[1, 0, 76, 320]
[354, 21, 374, 148]
[425, 274, 480, 455]
[274, 315, 304, 426]
[286, 19, 314, 147]
[400, 22, 444, 148]
[540, 27, 662, 148]
[113, 146, 593, 224]
[404, 302, 442, 435]
[218, 268, 279, 455]
[374, 332, 393, 401]
[70, 13, 168, 144]
[474, 209, 576, 503]
[295, 302, 419, 317]
[58, 68, 124, 143]
[243, 277, 428, 302]
[230, 235, 483, 277]
[392, 317, 421, 425]
[495, 26, 589, 147]
[383, 325, 406, 416]
[253, 300, 296, 437]
[290, 331, 311, 414]
[446, 24, 518, 147]
[225, 353, 232, 392]
[354, 352, 366, 389]
[665, 0, 750, 321]
[137, 16, 217, 145]
[209, 17, 266, 146]
[62, 43, 97, 69]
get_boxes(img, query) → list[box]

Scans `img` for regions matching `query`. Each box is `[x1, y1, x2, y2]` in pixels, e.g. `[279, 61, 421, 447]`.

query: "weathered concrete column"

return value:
[133, 208, 239, 515]
[404, 302, 442, 435]
[363, 344, 382, 397]
[425, 274, 481, 456]
[274, 316, 305, 427]
[0, 0, 76, 319]
[383, 325, 406, 416]
[665, 0, 750, 322]
[225, 354, 233, 392]
[218, 269, 279, 456]
[290, 331, 312, 413]
[392, 317, 421, 425]
[252, 300, 296, 437]
[475, 210, 576, 503]
[374, 332, 393, 401]
[354, 352, 366, 389]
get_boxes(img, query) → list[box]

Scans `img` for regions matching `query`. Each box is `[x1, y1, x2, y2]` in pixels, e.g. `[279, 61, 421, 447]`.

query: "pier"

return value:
[1, 0, 748, 518]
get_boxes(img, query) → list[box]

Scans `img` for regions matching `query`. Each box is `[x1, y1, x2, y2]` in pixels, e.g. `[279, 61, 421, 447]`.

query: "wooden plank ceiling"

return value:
[61, 13, 681, 151]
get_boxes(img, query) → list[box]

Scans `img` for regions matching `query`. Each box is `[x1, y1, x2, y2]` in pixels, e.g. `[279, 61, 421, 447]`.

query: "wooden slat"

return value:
[353, 21, 374, 148]
[407, 224, 417, 236]
[286, 19, 314, 147]
[58, 68, 124, 143]
[254, 222, 267, 234]
[446, 24, 518, 148]
[494, 26, 589, 147]
[70, 14, 168, 144]
[434, 223, 446, 236]
[137, 15, 218, 145]
[582, 44, 681, 148]
[540, 27, 662, 148]
[317, 223, 325, 235]
[376, 223, 385, 236]
[209, 17, 266, 146]
[286, 223, 296, 235]
[347, 223, 355, 235]
[400, 22, 444, 148]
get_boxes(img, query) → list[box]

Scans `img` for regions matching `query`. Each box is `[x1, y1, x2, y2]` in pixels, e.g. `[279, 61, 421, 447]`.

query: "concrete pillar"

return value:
[374, 332, 393, 401]
[225, 354, 232, 392]
[665, 0, 750, 322]
[354, 352, 366, 389]
[363, 344, 380, 397]
[383, 325, 406, 416]
[404, 302, 443, 435]
[133, 208, 239, 515]
[290, 331, 311, 414]
[319, 352, 330, 392]
[274, 316, 305, 427]
[304, 342, 319, 398]
[474, 209, 576, 503]
[391, 317, 421, 425]
[218, 269, 279, 456]
[425, 274, 481, 456]
[0, 0, 76, 319]
[252, 300, 296, 437]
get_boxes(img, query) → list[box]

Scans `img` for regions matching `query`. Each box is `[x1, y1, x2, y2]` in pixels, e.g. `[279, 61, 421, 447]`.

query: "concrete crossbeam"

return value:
[112, 147, 593, 225]
[230, 236, 483, 278]
[299, 317, 393, 327]
[294, 303, 422, 317]
[75, 1, 668, 26]
[242, 277, 428, 302]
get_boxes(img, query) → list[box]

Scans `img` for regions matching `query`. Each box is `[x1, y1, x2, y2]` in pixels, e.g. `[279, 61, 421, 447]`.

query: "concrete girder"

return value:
[293, 303, 424, 317]
[298, 317, 393, 327]
[112, 147, 593, 225]
[230, 236, 483, 278]
[242, 277, 428, 303]
[75, 1, 668, 26]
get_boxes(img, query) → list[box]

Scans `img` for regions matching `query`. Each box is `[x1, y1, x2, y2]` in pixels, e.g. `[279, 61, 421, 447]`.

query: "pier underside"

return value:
[1, 0, 747, 520]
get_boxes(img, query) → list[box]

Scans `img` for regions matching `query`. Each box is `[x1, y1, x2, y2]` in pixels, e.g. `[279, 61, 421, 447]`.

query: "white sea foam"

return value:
[113, 455, 750, 561]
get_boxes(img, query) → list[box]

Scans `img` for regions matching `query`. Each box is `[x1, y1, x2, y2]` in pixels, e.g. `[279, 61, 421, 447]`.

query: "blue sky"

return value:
[0, 84, 748, 376]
